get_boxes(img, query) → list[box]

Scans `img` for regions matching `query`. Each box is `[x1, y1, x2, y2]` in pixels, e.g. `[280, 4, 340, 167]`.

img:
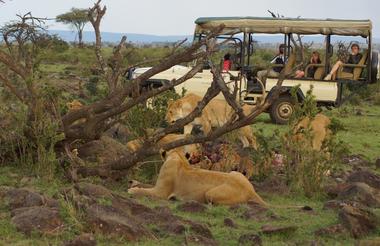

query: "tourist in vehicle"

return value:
[222, 53, 232, 71]
[257, 44, 286, 82]
[294, 51, 322, 78]
[324, 43, 363, 80]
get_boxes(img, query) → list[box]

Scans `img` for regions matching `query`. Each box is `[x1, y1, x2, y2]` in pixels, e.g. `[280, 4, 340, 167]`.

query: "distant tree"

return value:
[56, 8, 89, 47]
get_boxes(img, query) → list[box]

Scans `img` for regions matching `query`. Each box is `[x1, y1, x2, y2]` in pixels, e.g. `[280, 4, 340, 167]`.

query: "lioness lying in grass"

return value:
[128, 149, 266, 206]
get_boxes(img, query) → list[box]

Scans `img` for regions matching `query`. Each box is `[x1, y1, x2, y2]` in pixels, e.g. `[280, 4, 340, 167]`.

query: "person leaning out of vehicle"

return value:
[256, 44, 286, 82]
[294, 51, 322, 78]
[324, 43, 363, 80]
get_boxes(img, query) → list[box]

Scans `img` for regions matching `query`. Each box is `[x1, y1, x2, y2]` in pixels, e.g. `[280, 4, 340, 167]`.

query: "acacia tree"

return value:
[56, 8, 89, 47]
[0, 1, 294, 180]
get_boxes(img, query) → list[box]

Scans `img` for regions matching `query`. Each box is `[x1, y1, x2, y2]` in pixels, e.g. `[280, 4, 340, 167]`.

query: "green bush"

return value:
[282, 87, 347, 196]
[123, 89, 184, 138]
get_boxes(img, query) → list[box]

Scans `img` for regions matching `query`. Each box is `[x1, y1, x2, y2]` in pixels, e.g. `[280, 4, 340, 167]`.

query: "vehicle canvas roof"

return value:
[195, 17, 372, 37]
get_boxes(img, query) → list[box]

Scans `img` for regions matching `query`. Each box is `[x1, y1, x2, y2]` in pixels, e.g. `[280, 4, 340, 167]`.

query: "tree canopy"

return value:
[56, 8, 89, 46]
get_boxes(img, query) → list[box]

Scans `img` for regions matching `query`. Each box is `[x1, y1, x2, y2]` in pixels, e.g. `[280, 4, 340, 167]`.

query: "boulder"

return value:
[177, 201, 207, 213]
[104, 123, 130, 143]
[242, 202, 278, 222]
[63, 233, 97, 246]
[77, 136, 129, 163]
[338, 205, 379, 238]
[68, 183, 215, 242]
[238, 233, 262, 246]
[337, 182, 380, 208]
[324, 183, 350, 199]
[224, 218, 236, 228]
[261, 224, 297, 235]
[315, 224, 347, 236]
[347, 171, 380, 189]
[0, 186, 12, 198]
[375, 158, 380, 169]
[85, 203, 153, 240]
[6, 188, 45, 210]
[11, 206, 63, 235]
[356, 238, 380, 246]
[323, 200, 360, 211]
[342, 155, 370, 167]
[186, 234, 218, 246]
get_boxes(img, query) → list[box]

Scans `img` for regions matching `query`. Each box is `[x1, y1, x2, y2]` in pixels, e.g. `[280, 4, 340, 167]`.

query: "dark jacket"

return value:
[343, 53, 363, 73]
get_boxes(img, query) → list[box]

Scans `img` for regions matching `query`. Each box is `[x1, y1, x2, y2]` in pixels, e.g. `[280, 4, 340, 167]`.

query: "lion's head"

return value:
[166, 100, 184, 124]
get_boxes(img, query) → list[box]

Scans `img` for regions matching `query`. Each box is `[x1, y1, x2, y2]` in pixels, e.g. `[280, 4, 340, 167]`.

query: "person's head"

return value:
[351, 44, 360, 55]
[311, 51, 321, 63]
[279, 44, 286, 54]
[224, 53, 231, 61]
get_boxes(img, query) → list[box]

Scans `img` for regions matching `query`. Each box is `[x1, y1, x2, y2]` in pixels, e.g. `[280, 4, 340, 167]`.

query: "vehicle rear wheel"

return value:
[269, 95, 295, 125]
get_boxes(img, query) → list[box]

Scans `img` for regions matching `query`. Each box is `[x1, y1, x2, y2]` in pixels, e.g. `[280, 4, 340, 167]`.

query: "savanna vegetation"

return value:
[1, 1, 380, 245]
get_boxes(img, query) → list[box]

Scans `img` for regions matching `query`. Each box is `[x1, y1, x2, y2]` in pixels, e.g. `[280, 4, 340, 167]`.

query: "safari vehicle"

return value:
[132, 17, 378, 124]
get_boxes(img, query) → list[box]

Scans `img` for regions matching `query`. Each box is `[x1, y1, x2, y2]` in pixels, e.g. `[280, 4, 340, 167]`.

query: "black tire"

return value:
[269, 95, 295, 125]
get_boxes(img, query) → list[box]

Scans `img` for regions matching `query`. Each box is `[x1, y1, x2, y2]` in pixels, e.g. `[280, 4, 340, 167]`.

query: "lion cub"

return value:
[128, 149, 267, 206]
[166, 93, 257, 149]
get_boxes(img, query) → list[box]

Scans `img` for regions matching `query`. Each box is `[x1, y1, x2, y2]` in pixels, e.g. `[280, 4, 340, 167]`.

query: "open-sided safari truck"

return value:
[132, 17, 378, 124]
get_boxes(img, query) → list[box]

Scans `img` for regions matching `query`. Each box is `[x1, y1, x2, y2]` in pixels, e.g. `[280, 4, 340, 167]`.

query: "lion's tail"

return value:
[248, 190, 269, 207]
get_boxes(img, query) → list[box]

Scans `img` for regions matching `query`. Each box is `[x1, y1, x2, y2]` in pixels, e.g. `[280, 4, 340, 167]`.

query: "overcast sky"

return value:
[0, 0, 379, 37]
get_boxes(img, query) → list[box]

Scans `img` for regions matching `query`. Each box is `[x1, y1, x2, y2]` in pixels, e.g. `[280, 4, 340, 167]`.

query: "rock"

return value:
[253, 176, 289, 194]
[177, 201, 207, 213]
[6, 188, 45, 210]
[238, 233, 262, 246]
[261, 224, 297, 235]
[69, 183, 215, 241]
[224, 218, 236, 228]
[315, 224, 347, 236]
[323, 200, 362, 211]
[356, 238, 380, 246]
[75, 183, 113, 199]
[189, 222, 213, 239]
[63, 233, 96, 246]
[242, 202, 278, 222]
[337, 182, 380, 208]
[342, 155, 370, 167]
[0, 186, 12, 198]
[186, 234, 218, 246]
[161, 221, 186, 235]
[77, 136, 129, 163]
[324, 183, 350, 199]
[85, 203, 153, 240]
[347, 171, 380, 189]
[104, 123, 130, 143]
[310, 240, 325, 246]
[335, 178, 344, 183]
[11, 206, 63, 235]
[375, 159, 380, 169]
[338, 205, 379, 238]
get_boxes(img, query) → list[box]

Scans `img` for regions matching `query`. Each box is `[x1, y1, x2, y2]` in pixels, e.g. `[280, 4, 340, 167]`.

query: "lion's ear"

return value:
[160, 149, 167, 160]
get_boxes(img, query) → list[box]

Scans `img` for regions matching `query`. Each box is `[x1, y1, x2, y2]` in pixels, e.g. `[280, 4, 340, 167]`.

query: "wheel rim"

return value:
[277, 102, 293, 120]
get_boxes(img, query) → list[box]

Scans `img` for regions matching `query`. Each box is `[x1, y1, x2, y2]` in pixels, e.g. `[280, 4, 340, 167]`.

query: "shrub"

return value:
[281, 87, 348, 196]
[0, 88, 64, 179]
[123, 89, 184, 138]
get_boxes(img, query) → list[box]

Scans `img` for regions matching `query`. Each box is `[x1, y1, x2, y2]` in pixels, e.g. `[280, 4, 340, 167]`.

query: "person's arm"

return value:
[270, 55, 279, 64]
